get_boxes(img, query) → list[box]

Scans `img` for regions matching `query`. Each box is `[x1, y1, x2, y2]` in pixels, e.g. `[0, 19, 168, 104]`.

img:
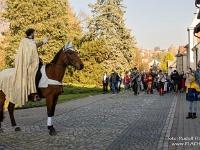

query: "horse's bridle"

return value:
[48, 49, 79, 67]
[63, 50, 79, 67]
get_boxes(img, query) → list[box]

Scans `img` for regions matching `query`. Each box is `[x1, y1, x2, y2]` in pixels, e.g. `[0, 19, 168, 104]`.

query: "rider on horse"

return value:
[16, 28, 50, 101]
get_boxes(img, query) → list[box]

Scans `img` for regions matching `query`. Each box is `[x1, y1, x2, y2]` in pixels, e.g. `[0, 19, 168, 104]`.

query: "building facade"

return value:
[176, 46, 187, 73]
[187, 8, 200, 70]
[192, 1, 200, 69]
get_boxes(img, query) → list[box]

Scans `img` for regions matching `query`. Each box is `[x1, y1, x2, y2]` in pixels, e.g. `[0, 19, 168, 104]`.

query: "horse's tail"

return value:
[0, 91, 6, 122]
[0, 111, 4, 122]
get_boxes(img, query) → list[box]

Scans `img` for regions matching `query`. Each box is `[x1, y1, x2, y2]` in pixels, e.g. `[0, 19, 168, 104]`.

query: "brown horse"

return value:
[0, 44, 84, 136]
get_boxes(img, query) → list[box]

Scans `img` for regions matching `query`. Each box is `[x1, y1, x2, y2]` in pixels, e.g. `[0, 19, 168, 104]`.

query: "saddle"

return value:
[29, 64, 63, 101]
[28, 61, 43, 102]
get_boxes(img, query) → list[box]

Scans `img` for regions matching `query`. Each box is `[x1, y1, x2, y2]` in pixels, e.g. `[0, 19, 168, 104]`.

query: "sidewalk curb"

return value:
[157, 94, 178, 149]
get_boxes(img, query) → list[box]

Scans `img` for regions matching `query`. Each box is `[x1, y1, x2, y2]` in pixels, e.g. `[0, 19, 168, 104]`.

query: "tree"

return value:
[168, 44, 178, 56]
[159, 52, 174, 72]
[3, 0, 81, 67]
[151, 52, 165, 62]
[64, 0, 82, 42]
[0, 0, 8, 70]
[134, 49, 143, 72]
[0, 36, 6, 71]
[63, 38, 109, 85]
[77, 10, 91, 35]
[0, 0, 9, 36]
[85, 0, 137, 73]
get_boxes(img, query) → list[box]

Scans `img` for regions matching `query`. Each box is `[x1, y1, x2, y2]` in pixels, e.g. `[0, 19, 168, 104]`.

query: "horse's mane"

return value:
[46, 48, 63, 68]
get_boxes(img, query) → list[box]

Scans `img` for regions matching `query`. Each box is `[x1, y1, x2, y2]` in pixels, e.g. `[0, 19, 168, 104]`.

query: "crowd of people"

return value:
[102, 67, 194, 96]
[102, 65, 200, 120]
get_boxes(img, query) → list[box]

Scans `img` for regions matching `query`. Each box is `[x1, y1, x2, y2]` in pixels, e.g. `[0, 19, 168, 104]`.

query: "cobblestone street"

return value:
[0, 91, 178, 150]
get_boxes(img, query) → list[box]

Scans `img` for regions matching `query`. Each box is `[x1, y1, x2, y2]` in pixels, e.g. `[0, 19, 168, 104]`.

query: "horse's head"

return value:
[63, 42, 84, 70]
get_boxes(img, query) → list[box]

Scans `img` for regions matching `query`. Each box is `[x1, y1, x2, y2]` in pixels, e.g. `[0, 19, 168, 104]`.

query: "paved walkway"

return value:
[0, 90, 199, 150]
[169, 92, 200, 150]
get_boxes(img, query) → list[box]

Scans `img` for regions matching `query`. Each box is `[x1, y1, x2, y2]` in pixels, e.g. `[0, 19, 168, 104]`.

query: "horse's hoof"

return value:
[49, 129, 57, 136]
[48, 125, 57, 136]
[0, 128, 3, 133]
[14, 126, 21, 131]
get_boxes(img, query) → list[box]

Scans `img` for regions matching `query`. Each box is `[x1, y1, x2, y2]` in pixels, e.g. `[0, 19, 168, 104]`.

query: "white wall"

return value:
[188, 28, 195, 69]
[187, 8, 200, 70]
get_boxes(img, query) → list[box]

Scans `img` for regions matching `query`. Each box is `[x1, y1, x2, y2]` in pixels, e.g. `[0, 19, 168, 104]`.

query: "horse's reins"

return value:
[64, 52, 79, 67]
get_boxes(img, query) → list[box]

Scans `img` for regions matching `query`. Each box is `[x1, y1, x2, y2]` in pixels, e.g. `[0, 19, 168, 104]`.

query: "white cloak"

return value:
[0, 38, 39, 107]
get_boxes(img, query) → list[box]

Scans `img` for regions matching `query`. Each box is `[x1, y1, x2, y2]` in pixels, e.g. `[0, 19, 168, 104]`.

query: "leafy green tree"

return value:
[63, 38, 109, 85]
[159, 61, 167, 72]
[163, 52, 174, 62]
[159, 52, 174, 72]
[3, 0, 81, 67]
[134, 49, 143, 72]
[0, 36, 6, 71]
[79, 38, 109, 63]
[86, 0, 137, 73]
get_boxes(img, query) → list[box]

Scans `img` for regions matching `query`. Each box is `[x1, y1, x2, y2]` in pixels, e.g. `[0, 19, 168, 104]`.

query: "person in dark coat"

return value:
[110, 70, 119, 94]
[141, 71, 148, 91]
[130, 67, 139, 95]
[171, 70, 180, 94]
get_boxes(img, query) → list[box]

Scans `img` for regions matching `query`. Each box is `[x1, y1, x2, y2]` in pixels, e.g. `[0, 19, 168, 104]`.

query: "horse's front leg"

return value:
[8, 102, 21, 131]
[46, 95, 59, 136]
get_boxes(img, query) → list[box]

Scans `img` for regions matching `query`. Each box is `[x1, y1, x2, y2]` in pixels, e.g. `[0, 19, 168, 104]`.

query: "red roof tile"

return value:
[179, 46, 186, 54]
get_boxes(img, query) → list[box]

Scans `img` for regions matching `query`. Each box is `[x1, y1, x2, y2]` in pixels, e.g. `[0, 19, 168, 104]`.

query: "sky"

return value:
[68, 0, 196, 50]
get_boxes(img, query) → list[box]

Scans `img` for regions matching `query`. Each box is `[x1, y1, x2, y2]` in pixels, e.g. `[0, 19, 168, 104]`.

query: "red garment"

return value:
[143, 74, 147, 82]
[181, 78, 185, 88]
[159, 88, 164, 94]
[124, 76, 130, 84]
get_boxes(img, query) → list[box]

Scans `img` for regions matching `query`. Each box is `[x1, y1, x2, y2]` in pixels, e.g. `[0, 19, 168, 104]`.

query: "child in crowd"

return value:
[186, 76, 200, 119]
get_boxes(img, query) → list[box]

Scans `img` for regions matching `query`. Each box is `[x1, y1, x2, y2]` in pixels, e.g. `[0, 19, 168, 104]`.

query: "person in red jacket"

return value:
[124, 73, 130, 91]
